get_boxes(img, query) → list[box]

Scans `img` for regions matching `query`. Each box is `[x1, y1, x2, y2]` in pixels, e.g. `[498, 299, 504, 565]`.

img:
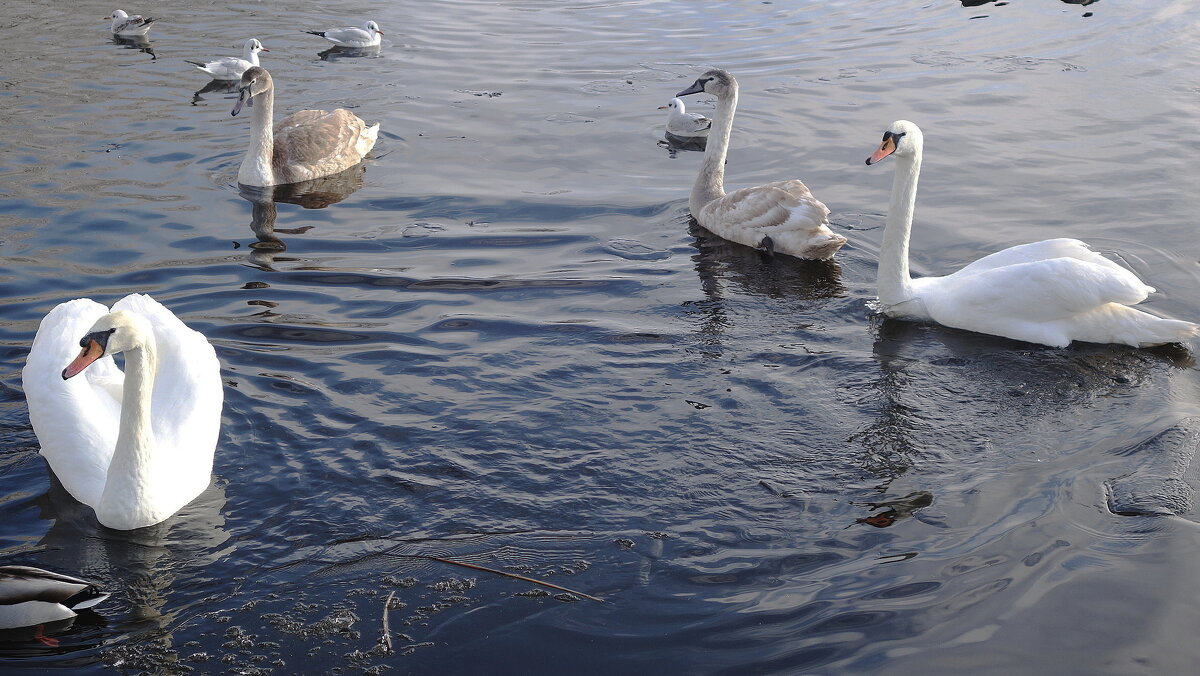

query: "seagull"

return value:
[302, 20, 384, 48]
[107, 9, 156, 37]
[659, 98, 711, 138]
[186, 39, 268, 81]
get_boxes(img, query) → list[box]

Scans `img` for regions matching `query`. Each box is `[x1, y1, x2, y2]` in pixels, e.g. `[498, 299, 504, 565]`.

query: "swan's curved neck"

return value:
[691, 88, 737, 214]
[98, 335, 159, 525]
[879, 144, 922, 308]
[238, 87, 275, 186]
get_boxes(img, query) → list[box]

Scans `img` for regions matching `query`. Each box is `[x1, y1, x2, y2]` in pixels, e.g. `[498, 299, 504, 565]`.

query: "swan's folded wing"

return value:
[701, 181, 831, 234]
[273, 109, 374, 173]
[954, 238, 1137, 280]
[929, 257, 1153, 325]
[22, 299, 121, 507]
[111, 294, 222, 498]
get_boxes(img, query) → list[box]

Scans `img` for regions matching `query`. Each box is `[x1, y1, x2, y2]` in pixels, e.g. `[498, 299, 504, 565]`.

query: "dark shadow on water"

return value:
[111, 36, 156, 60]
[658, 132, 707, 159]
[191, 79, 238, 106]
[317, 45, 382, 61]
[237, 165, 367, 270]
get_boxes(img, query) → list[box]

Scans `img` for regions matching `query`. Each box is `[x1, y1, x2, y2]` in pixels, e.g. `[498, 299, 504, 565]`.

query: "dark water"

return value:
[3, 0, 1200, 673]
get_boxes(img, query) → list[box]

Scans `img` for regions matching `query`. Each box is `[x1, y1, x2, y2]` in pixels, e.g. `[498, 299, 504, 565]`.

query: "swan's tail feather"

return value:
[1135, 318, 1200, 348]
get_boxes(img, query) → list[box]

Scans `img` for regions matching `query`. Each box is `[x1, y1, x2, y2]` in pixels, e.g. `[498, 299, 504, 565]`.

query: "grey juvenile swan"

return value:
[676, 69, 847, 260]
[231, 67, 380, 187]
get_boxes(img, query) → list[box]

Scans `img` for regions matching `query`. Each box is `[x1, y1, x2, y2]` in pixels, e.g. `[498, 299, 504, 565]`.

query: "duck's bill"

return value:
[866, 137, 897, 165]
[62, 340, 103, 380]
[676, 80, 705, 97]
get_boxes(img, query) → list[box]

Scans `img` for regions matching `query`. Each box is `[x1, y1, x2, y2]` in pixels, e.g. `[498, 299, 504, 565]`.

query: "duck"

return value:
[659, 98, 711, 138]
[675, 69, 847, 260]
[186, 38, 268, 81]
[22, 294, 223, 530]
[303, 20, 384, 48]
[106, 9, 156, 37]
[865, 119, 1199, 347]
[0, 566, 109, 633]
[230, 67, 380, 187]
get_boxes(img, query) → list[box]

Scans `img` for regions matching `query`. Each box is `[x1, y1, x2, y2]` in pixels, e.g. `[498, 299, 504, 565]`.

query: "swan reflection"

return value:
[237, 164, 367, 270]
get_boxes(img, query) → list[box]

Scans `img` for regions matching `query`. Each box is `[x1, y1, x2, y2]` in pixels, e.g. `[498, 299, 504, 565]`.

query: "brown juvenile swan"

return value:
[231, 67, 380, 187]
[677, 69, 847, 259]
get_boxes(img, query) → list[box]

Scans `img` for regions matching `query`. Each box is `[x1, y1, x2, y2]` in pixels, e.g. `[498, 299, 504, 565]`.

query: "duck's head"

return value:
[232, 66, 272, 116]
[866, 120, 923, 165]
[62, 311, 152, 380]
[677, 69, 737, 99]
[364, 20, 384, 35]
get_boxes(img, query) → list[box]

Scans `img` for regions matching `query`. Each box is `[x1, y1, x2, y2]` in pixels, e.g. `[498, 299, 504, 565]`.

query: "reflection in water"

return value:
[657, 132, 707, 159]
[11, 473, 229, 660]
[853, 491, 934, 528]
[110, 36, 156, 60]
[191, 79, 238, 106]
[317, 45, 382, 61]
[237, 165, 367, 270]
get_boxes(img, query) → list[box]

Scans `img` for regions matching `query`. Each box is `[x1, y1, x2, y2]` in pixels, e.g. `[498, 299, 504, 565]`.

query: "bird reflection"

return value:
[13, 473, 229, 657]
[657, 132, 707, 159]
[317, 45, 382, 61]
[686, 218, 844, 352]
[111, 36, 156, 60]
[237, 164, 366, 270]
[191, 79, 238, 105]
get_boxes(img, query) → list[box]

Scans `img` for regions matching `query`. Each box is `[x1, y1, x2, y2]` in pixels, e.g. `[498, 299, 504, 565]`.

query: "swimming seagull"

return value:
[106, 9, 156, 37]
[186, 39, 268, 81]
[659, 98, 711, 138]
[302, 20, 384, 48]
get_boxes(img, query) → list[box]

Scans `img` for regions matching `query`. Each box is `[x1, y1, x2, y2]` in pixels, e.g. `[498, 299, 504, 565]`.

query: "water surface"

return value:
[3, 1, 1200, 673]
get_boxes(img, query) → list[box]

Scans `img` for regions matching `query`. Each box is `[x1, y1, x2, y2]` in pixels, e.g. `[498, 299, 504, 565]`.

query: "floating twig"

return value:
[410, 554, 603, 603]
[381, 590, 395, 653]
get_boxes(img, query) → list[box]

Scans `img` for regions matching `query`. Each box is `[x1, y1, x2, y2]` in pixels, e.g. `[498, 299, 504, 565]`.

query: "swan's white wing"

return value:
[953, 238, 1138, 282]
[925, 257, 1153, 326]
[22, 299, 122, 507]
[111, 294, 223, 504]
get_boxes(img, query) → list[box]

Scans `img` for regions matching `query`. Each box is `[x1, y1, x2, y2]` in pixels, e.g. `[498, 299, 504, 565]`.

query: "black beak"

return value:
[231, 87, 249, 116]
[676, 79, 705, 97]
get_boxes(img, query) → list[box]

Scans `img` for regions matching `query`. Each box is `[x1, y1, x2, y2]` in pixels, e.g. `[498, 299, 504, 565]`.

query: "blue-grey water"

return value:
[3, 0, 1200, 673]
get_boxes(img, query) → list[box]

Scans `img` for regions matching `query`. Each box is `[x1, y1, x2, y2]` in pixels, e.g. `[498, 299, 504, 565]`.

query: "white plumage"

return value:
[187, 38, 267, 81]
[659, 98, 711, 138]
[866, 119, 1198, 348]
[303, 20, 384, 48]
[22, 294, 223, 530]
[107, 9, 156, 37]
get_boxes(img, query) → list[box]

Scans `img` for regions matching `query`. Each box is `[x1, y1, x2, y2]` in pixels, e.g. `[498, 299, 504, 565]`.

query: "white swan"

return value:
[186, 38, 267, 81]
[107, 9, 156, 37]
[230, 66, 380, 187]
[676, 69, 847, 260]
[0, 566, 109, 631]
[22, 294, 222, 530]
[866, 119, 1199, 348]
[659, 98, 711, 138]
[303, 20, 384, 48]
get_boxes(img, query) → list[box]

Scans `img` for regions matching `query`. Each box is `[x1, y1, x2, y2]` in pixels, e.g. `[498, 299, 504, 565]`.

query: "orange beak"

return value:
[62, 339, 103, 380]
[866, 136, 897, 165]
